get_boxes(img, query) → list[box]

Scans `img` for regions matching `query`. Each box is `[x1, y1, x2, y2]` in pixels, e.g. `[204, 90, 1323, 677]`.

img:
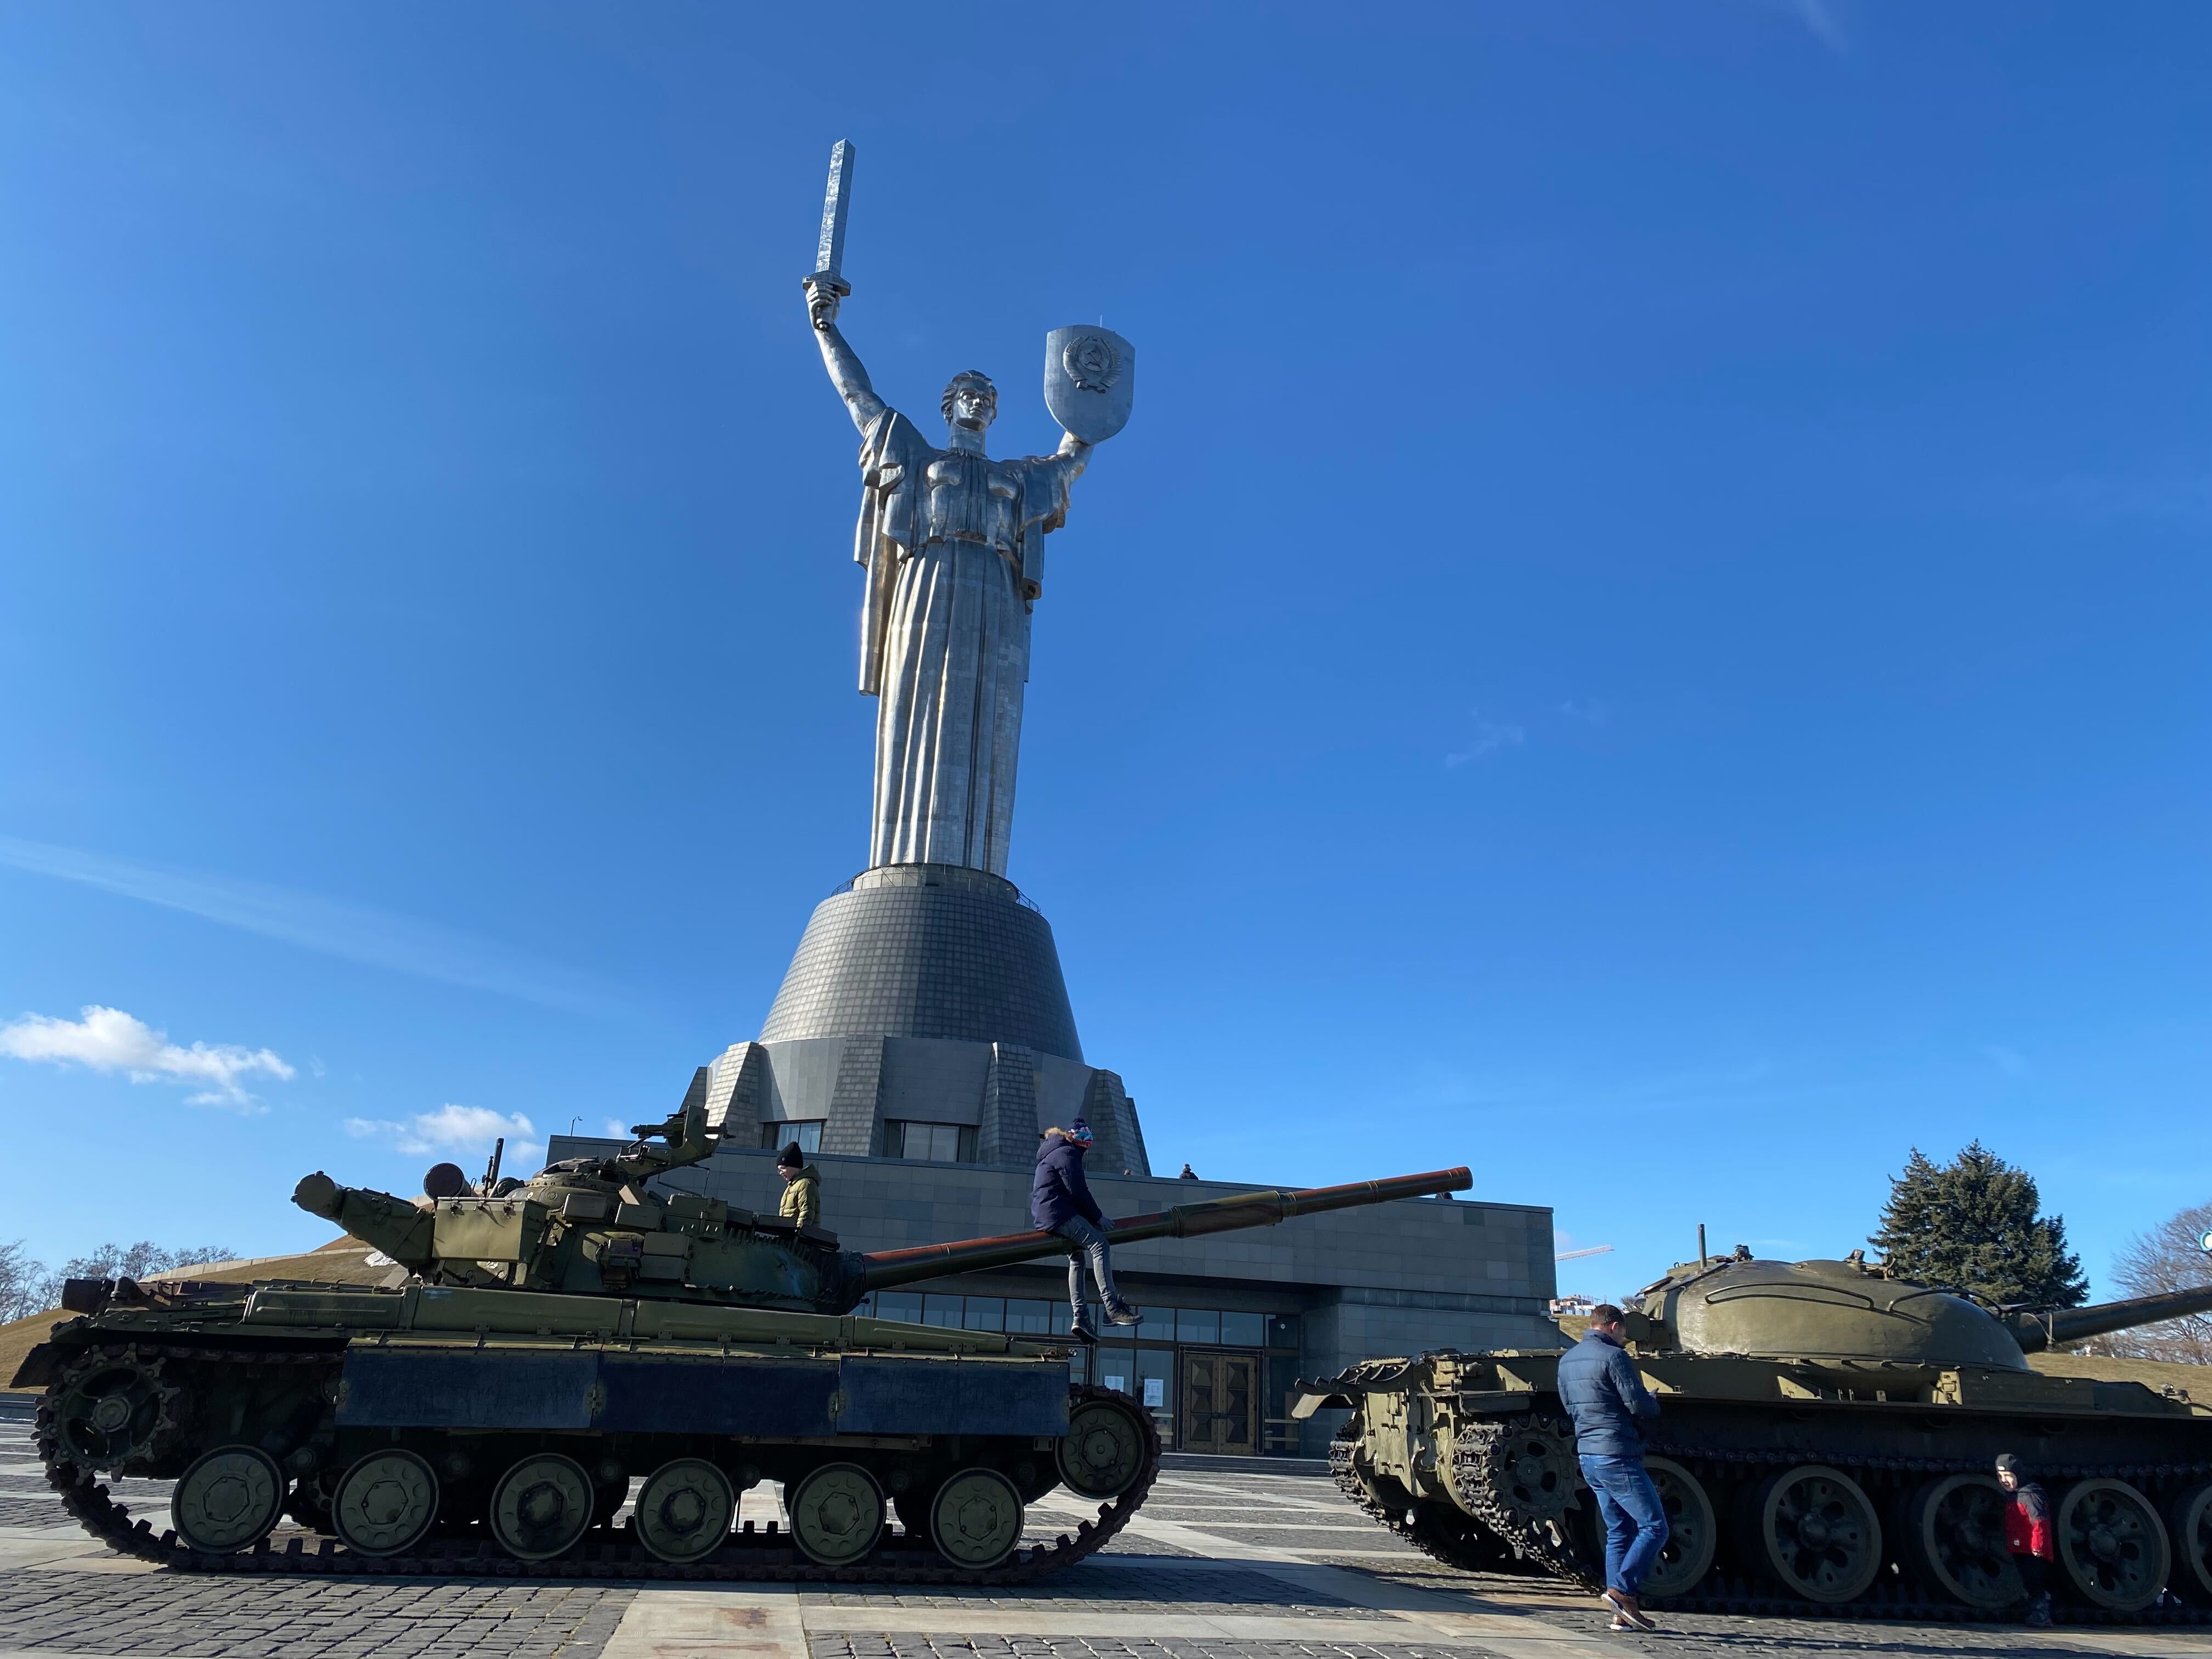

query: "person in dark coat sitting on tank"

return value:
[1030, 1119, 1141, 1341]
[1996, 1453, 2056, 1628]
[1556, 1302, 1667, 1632]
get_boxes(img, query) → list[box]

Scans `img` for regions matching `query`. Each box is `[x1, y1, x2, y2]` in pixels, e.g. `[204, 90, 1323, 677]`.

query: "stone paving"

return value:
[5, 1396, 2212, 1659]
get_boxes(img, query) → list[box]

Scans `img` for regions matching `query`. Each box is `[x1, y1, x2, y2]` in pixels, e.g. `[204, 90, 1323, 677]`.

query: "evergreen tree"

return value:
[1869, 1141, 2087, 1307]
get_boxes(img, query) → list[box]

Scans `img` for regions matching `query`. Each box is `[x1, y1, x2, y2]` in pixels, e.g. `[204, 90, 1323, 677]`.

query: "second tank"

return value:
[1307, 1248, 2212, 1619]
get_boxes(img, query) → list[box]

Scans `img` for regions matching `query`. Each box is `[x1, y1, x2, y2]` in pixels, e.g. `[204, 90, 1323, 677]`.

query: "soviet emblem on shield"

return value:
[1062, 333, 1122, 392]
[1043, 324, 1135, 445]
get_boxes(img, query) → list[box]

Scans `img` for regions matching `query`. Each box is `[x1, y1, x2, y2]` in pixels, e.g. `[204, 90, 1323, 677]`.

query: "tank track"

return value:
[1328, 1414, 2212, 1626]
[1447, 1418, 1601, 1589]
[36, 1345, 1159, 1584]
[1325, 1415, 1535, 1577]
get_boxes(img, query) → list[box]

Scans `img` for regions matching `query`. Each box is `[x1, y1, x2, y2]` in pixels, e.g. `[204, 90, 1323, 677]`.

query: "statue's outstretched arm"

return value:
[805, 278, 887, 432]
[1056, 432, 1093, 468]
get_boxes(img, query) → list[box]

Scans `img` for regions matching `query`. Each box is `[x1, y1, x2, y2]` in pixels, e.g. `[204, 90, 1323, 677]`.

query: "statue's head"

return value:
[941, 370, 998, 433]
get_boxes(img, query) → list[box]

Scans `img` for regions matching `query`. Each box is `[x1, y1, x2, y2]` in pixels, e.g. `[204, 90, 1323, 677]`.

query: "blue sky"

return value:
[0, 5, 2204, 1302]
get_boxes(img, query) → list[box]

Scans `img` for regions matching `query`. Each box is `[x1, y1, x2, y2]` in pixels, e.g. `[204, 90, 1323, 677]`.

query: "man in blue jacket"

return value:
[1556, 1303, 1667, 1632]
[1030, 1120, 1141, 1340]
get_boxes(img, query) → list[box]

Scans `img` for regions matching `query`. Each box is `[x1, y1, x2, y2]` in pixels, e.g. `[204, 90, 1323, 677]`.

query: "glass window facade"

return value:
[1175, 1309, 1218, 1344]
[884, 1121, 978, 1162]
[847, 1291, 1303, 1455]
[759, 1120, 824, 1153]
[921, 1293, 963, 1327]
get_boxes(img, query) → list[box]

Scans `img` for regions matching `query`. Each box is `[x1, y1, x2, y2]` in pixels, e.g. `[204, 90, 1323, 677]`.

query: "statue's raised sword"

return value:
[809, 138, 855, 300]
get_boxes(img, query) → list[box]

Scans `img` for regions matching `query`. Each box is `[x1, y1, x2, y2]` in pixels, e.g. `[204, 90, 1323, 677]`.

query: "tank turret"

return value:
[1623, 1250, 2212, 1373]
[285, 1093, 1471, 1315]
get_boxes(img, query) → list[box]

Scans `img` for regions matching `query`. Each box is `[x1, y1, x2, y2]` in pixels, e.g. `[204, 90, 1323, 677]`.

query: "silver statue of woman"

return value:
[804, 276, 1094, 878]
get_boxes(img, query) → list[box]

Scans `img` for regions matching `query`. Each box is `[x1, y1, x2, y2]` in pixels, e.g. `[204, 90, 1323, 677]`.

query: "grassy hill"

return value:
[2, 1238, 390, 1394]
[2030, 1350, 2212, 1400]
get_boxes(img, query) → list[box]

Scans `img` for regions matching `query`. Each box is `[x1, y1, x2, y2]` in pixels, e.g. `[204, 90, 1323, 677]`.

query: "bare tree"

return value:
[0, 1240, 61, 1324]
[63, 1243, 237, 1281]
[2092, 1200, 2212, 1363]
[0, 1241, 239, 1326]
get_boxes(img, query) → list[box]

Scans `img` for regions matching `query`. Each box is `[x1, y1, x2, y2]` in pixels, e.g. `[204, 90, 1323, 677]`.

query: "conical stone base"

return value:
[761, 864, 1082, 1060]
[697, 864, 1149, 1174]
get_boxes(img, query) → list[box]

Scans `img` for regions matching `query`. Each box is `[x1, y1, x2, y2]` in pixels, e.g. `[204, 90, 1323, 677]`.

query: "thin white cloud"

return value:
[0, 834, 624, 1015]
[602, 1117, 631, 1139]
[1558, 698, 1610, 726]
[1781, 0, 1846, 52]
[1446, 713, 1526, 768]
[0, 1005, 294, 1112]
[345, 1104, 543, 1171]
[1982, 1045, 2031, 1081]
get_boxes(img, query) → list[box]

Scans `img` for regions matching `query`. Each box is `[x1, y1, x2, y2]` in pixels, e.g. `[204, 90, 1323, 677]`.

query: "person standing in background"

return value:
[1996, 1453, 2055, 1628]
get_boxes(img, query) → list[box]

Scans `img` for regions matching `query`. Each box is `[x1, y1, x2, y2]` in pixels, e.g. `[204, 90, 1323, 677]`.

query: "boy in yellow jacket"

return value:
[776, 1142, 820, 1229]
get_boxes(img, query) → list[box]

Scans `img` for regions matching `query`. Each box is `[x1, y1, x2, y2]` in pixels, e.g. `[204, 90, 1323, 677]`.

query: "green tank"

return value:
[14, 1091, 1467, 1581]
[1308, 1248, 2212, 1620]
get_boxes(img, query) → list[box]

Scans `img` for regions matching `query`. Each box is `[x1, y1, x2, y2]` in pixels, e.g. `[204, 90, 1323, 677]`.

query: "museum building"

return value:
[548, 861, 1561, 1460]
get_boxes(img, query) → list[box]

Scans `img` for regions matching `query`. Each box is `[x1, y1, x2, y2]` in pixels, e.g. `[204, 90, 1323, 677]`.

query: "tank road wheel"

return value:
[331, 1450, 439, 1558]
[1639, 1457, 1717, 1600]
[1495, 1415, 1583, 1531]
[2166, 1481, 2212, 1601]
[1902, 1474, 2019, 1611]
[1057, 1395, 1149, 1498]
[1748, 1464, 1883, 1603]
[2057, 1477, 2170, 1612]
[928, 1468, 1025, 1570]
[170, 1446, 285, 1554]
[48, 1351, 176, 1471]
[489, 1453, 596, 1561]
[634, 1458, 736, 1565]
[789, 1463, 885, 1567]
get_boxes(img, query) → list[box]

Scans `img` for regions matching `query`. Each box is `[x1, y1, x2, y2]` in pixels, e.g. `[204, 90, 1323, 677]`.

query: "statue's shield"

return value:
[1043, 326, 1135, 444]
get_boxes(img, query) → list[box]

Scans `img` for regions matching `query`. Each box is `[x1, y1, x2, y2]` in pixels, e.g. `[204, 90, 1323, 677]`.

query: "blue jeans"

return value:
[1053, 1216, 1121, 1319]
[1579, 1454, 1668, 1597]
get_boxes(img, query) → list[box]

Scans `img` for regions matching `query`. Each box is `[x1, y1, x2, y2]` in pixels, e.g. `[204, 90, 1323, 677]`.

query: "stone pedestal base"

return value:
[686, 864, 1150, 1174]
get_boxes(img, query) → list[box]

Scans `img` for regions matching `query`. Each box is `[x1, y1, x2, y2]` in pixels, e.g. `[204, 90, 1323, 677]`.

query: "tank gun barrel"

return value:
[855, 1167, 1472, 1294]
[2005, 1285, 2212, 1353]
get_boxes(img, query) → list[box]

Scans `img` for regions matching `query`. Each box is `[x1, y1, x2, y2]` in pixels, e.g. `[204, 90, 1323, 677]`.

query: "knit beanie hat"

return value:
[777, 1142, 805, 1170]
[1068, 1119, 1094, 1146]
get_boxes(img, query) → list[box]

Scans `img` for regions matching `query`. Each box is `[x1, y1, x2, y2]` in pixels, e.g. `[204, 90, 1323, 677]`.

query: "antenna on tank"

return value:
[1698, 1223, 1708, 1270]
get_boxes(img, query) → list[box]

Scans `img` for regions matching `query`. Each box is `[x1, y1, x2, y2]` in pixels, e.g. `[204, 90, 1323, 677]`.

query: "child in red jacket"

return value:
[1996, 1453, 2055, 1628]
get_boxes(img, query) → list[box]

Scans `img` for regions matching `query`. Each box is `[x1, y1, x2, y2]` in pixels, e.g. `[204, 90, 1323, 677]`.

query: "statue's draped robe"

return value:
[853, 410, 1081, 876]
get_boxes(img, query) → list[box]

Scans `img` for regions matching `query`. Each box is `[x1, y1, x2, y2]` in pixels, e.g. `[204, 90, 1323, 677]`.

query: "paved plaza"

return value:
[4, 1398, 2210, 1659]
